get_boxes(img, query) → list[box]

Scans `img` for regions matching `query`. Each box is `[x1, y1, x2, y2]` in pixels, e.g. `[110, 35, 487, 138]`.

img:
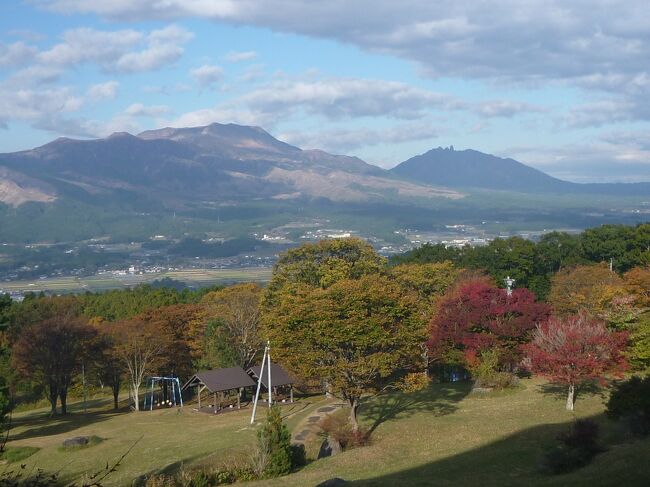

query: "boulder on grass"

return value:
[317, 437, 342, 459]
[62, 436, 89, 447]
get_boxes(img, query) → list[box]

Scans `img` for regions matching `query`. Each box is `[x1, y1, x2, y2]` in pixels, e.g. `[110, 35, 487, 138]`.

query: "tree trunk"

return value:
[112, 383, 120, 410]
[132, 384, 140, 411]
[349, 398, 359, 432]
[59, 386, 68, 415]
[566, 384, 575, 411]
[48, 384, 58, 417]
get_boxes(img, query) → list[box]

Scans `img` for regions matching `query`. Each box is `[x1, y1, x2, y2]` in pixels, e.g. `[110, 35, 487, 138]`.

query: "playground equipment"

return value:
[144, 376, 183, 410]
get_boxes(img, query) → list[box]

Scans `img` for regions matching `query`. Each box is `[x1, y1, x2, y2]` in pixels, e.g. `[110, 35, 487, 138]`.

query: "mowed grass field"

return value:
[6, 394, 326, 486]
[0, 267, 273, 294]
[6, 379, 650, 486]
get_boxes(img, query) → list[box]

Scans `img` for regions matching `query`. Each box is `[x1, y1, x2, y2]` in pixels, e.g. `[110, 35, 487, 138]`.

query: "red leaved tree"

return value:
[524, 314, 628, 411]
[428, 278, 550, 371]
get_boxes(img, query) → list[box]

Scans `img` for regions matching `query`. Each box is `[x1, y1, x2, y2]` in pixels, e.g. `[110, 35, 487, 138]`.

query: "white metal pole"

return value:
[250, 345, 268, 424]
[267, 340, 272, 407]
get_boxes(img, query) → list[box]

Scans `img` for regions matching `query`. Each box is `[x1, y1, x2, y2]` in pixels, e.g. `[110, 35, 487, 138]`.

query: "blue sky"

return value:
[1, 1, 649, 182]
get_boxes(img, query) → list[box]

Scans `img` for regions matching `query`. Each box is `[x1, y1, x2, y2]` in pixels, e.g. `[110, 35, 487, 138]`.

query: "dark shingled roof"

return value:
[247, 363, 293, 388]
[182, 367, 256, 393]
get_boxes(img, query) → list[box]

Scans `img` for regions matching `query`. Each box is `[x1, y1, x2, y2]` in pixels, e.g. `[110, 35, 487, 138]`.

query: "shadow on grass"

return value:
[348, 413, 650, 487]
[538, 382, 606, 406]
[362, 382, 472, 435]
[8, 408, 124, 442]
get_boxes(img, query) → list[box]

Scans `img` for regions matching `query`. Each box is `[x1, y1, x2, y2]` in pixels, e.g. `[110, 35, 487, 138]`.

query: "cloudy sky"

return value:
[1, 1, 649, 182]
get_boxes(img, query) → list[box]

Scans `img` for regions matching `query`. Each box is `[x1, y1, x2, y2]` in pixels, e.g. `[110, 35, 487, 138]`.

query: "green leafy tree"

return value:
[196, 319, 239, 369]
[535, 231, 584, 274]
[580, 224, 637, 272]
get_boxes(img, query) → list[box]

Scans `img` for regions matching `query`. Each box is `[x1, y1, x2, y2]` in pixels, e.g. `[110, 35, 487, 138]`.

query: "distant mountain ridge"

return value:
[1, 124, 648, 212]
[0, 123, 460, 208]
[391, 146, 650, 195]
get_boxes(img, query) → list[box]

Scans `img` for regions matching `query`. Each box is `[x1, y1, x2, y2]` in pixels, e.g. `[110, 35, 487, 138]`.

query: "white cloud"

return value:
[86, 80, 119, 100]
[503, 135, 650, 183]
[190, 64, 223, 87]
[236, 77, 459, 120]
[35, 1, 650, 86]
[0, 41, 38, 67]
[124, 103, 170, 117]
[0, 86, 83, 125]
[279, 122, 442, 154]
[35, 25, 192, 73]
[224, 50, 257, 62]
[473, 101, 544, 118]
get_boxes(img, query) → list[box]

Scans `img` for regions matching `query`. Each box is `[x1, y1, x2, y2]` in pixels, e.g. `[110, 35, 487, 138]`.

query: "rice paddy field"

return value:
[0, 267, 273, 294]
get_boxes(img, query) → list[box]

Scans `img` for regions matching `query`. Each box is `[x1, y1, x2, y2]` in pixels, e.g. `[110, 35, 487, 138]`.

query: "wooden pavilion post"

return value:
[290, 385, 294, 403]
[237, 388, 241, 409]
[214, 393, 217, 413]
[197, 385, 201, 409]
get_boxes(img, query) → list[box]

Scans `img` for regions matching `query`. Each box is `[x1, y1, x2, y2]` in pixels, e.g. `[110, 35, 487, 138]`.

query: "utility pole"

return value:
[251, 341, 272, 424]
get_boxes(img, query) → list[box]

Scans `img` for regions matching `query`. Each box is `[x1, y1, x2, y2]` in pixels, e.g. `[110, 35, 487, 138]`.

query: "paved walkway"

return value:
[292, 402, 344, 446]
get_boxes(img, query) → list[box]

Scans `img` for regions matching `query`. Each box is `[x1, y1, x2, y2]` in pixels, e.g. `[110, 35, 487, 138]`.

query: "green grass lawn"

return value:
[5, 379, 649, 486]
[5, 394, 326, 486]
[255, 379, 650, 487]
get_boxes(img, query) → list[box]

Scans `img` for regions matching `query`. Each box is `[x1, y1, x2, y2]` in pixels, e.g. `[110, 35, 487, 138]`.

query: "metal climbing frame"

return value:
[143, 376, 184, 411]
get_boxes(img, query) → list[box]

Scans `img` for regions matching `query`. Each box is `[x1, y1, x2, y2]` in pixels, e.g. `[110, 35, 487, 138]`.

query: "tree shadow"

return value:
[347, 413, 650, 486]
[538, 382, 606, 405]
[362, 382, 472, 435]
[8, 408, 125, 442]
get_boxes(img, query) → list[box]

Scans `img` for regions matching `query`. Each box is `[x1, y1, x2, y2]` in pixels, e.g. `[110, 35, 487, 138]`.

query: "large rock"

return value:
[317, 437, 342, 459]
[62, 436, 89, 447]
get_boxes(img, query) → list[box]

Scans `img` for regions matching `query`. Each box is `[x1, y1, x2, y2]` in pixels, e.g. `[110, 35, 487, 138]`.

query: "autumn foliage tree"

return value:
[12, 317, 99, 415]
[547, 264, 623, 317]
[263, 239, 460, 431]
[428, 277, 550, 373]
[263, 274, 424, 431]
[524, 314, 628, 411]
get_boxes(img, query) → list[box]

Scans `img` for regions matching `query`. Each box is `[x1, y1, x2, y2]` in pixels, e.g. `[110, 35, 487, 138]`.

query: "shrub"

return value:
[606, 375, 650, 437]
[398, 372, 430, 393]
[466, 349, 518, 389]
[256, 405, 292, 478]
[540, 419, 603, 474]
[319, 410, 370, 450]
[145, 462, 257, 486]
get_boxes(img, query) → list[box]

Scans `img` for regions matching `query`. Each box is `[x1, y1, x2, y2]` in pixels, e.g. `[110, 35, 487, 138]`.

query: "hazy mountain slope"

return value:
[391, 147, 650, 195]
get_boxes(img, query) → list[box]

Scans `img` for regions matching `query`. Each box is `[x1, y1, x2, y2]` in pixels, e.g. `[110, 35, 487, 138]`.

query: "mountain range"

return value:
[0, 122, 647, 244]
[0, 123, 460, 210]
[391, 146, 650, 195]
